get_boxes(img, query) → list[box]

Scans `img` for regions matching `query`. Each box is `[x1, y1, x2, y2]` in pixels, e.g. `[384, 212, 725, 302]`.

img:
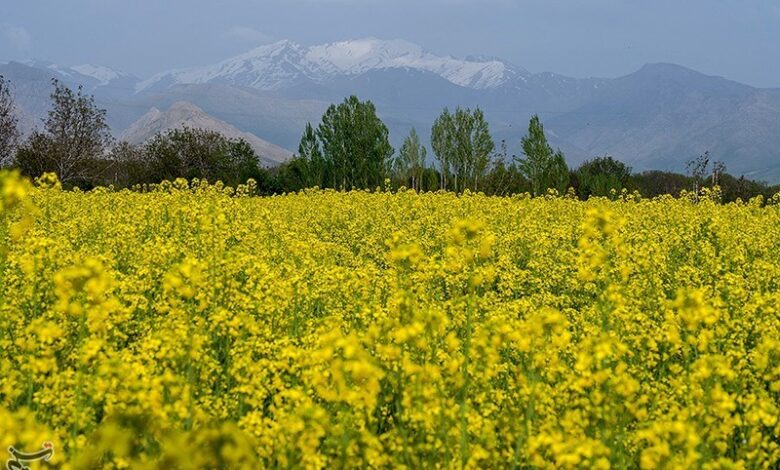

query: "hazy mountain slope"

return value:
[132, 84, 330, 150]
[0, 62, 53, 134]
[120, 101, 292, 165]
[0, 61, 144, 134]
[548, 64, 780, 178]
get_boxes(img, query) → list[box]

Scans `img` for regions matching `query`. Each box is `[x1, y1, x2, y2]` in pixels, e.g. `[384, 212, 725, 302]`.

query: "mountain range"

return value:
[2, 38, 780, 181]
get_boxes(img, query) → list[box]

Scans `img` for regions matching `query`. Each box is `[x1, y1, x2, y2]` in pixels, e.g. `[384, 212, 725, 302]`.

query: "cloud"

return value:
[1, 24, 32, 51]
[224, 26, 273, 45]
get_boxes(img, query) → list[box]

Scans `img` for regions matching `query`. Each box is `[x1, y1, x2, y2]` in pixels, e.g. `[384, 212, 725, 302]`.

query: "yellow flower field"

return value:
[1, 171, 779, 468]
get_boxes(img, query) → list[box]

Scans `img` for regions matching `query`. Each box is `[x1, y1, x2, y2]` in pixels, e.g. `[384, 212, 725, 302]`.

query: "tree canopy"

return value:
[317, 95, 394, 189]
[15, 79, 113, 186]
[516, 115, 568, 195]
[431, 107, 494, 192]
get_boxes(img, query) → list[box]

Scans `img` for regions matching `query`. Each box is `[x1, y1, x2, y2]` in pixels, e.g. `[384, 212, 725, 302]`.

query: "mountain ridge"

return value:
[120, 101, 292, 166]
[4, 38, 780, 182]
[136, 38, 525, 93]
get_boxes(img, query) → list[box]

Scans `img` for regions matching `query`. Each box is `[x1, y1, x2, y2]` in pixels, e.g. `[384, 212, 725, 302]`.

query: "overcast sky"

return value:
[2, 0, 779, 87]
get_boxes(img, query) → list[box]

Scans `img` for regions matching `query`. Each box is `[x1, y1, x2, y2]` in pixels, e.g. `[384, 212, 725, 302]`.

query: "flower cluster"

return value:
[1, 172, 779, 468]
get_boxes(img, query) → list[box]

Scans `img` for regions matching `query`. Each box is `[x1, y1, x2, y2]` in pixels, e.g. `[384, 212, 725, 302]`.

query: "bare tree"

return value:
[686, 150, 710, 201]
[0, 75, 20, 167]
[15, 79, 113, 185]
[712, 160, 726, 187]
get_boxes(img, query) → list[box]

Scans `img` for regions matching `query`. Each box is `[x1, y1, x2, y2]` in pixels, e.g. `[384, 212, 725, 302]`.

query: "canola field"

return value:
[1, 171, 780, 469]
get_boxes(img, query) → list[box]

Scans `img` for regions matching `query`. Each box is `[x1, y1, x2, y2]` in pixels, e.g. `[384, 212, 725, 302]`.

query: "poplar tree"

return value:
[396, 128, 426, 190]
[296, 121, 325, 187]
[431, 107, 494, 192]
[516, 114, 569, 196]
[469, 108, 494, 192]
[431, 108, 455, 190]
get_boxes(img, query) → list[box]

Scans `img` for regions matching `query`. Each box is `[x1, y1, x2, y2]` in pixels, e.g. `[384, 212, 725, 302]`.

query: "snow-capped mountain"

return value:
[136, 41, 311, 92]
[16, 60, 137, 88]
[305, 39, 523, 89]
[71, 64, 126, 85]
[136, 38, 525, 92]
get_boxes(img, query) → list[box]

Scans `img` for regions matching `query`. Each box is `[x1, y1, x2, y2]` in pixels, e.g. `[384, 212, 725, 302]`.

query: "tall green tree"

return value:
[395, 128, 427, 190]
[15, 79, 113, 185]
[431, 108, 455, 190]
[295, 122, 325, 188]
[468, 108, 495, 192]
[516, 115, 568, 196]
[317, 95, 393, 189]
[431, 107, 494, 192]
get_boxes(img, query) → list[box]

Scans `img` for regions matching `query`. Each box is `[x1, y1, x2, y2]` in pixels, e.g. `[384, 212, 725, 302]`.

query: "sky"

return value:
[1, 0, 779, 87]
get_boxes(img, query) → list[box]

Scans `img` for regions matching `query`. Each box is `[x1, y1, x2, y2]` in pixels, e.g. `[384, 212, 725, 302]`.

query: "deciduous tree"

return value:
[0, 75, 19, 166]
[516, 115, 568, 195]
[317, 95, 393, 189]
[15, 79, 113, 185]
[395, 128, 427, 191]
[431, 107, 494, 192]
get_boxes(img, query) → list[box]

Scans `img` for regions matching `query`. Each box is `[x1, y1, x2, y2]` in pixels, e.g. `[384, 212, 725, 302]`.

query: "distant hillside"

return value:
[4, 39, 780, 181]
[547, 63, 780, 180]
[120, 102, 292, 166]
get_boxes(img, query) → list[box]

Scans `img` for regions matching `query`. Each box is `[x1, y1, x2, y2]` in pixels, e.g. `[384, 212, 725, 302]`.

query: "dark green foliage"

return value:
[713, 173, 777, 202]
[419, 167, 442, 192]
[14, 133, 52, 180]
[284, 96, 394, 191]
[633, 171, 693, 198]
[575, 156, 634, 198]
[138, 127, 262, 187]
[316, 96, 394, 189]
[105, 141, 147, 187]
[480, 160, 530, 196]
[275, 97, 395, 193]
[270, 156, 312, 193]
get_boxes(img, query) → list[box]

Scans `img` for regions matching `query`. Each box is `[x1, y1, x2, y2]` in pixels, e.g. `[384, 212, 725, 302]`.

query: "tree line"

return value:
[0, 75, 777, 201]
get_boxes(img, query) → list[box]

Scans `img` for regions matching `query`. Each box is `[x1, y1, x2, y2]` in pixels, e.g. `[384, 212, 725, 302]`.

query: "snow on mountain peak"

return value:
[304, 37, 516, 89]
[71, 64, 123, 84]
[306, 38, 426, 73]
[137, 40, 310, 91]
[136, 38, 522, 92]
[16, 60, 130, 86]
[248, 39, 305, 56]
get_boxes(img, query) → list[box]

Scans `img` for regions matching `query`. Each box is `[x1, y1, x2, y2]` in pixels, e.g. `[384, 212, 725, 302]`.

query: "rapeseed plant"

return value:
[0, 170, 779, 468]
